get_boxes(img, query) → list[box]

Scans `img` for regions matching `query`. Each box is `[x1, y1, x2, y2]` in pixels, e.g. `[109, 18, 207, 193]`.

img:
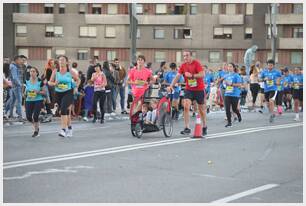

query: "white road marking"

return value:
[3, 122, 302, 169]
[211, 184, 279, 203]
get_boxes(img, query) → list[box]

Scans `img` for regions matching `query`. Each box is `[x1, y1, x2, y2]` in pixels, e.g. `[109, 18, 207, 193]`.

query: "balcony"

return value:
[219, 14, 244, 25]
[265, 14, 303, 25]
[13, 13, 54, 24]
[85, 14, 129, 25]
[137, 15, 186, 25]
[279, 38, 303, 49]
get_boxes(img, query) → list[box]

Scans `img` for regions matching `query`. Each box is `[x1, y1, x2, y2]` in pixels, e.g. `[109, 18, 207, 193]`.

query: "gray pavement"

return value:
[3, 111, 303, 203]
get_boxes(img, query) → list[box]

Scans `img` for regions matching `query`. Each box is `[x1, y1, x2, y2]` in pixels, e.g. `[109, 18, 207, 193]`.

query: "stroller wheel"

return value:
[135, 123, 143, 138]
[162, 113, 173, 137]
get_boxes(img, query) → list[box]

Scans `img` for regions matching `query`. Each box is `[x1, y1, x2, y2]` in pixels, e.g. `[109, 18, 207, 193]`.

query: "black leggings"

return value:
[250, 83, 260, 104]
[93, 90, 106, 120]
[25, 100, 43, 123]
[276, 91, 283, 106]
[225, 96, 241, 124]
[55, 89, 74, 115]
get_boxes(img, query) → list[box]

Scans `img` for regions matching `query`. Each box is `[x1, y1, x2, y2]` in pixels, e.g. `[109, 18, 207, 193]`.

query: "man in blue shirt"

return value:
[8, 55, 24, 121]
[292, 67, 303, 121]
[203, 65, 214, 113]
[282, 67, 293, 111]
[259, 59, 282, 123]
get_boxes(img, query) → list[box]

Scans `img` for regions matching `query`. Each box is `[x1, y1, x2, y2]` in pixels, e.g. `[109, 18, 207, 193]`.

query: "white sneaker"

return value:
[66, 128, 73, 137]
[110, 112, 117, 116]
[59, 129, 66, 137]
[104, 113, 110, 117]
[83, 117, 88, 121]
[294, 117, 300, 121]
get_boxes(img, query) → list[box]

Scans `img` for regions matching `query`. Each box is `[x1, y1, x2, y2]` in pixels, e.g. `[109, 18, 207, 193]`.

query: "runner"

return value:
[167, 50, 207, 137]
[259, 59, 282, 123]
[48, 55, 79, 137]
[127, 55, 155, 99]
[223, 63, 242, 127]
[163, 62, 184, 120]
[217, 63, 229, 111]
[249, 64, 260, 109]
[282, 67, 293, 111]
[203, 65, 214, 113]
[25, 67, 46, 137]
[276, 70, 285, 115]
[292, 67, 303, 121]
[91, 63, 107, 123]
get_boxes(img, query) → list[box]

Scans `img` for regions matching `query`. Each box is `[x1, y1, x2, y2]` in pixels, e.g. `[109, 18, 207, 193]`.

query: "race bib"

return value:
[225, 86, 233, 93]
[188, 79, 197, 87]
[267, 80, 274, 87]
[58, 83, 68, 90]
[293, 83, 299, 89]
[277, 85, 282, 91]
[28, 91, 37, 98]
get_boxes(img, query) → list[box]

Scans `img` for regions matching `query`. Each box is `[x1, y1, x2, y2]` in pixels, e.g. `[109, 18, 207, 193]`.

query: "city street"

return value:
[3, 111, 303, 203]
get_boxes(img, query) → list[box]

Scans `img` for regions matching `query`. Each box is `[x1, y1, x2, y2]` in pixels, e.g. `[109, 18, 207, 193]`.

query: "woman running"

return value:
[25, 67, 46, 137]
[249, 64, 260, 109]
[292, 67, 303, 121]
[91, 63, 107, 123]
[48, 55, 79, 137]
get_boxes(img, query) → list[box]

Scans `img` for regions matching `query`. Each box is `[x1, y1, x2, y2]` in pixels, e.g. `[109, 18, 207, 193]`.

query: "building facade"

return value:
[4, 3, 303, 72]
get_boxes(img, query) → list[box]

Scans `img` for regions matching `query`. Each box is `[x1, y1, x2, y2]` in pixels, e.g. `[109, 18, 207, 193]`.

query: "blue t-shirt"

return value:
[259, 68, 282, 92]
[292, 74, 303, 90]
[277, 78, 285, 91]
[164, 71, 184, 93]
[218, 70, 229, 89]
[55, 71, 73, 92]
[25, 79, 44, 102]
[224, 72, 242, 97]
[204, 72, 214, 92]
[283, 74, 293, 90]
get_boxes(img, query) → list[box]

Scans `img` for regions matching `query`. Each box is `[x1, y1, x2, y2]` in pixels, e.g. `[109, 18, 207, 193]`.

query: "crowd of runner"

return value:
[3, 51, 303, 138]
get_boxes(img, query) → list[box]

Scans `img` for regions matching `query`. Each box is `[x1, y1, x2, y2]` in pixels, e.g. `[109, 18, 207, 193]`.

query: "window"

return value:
[16, 25, 27, 37]
[213, 27, 232, 39]
[79, 4, 86, 14]
[78, 50, 88, 60]
[155, 51, 166, 63]
[156, 4, 167, 14]
[246, 3, 253, 15]
[105, 26, 116, 38]
[59, 4, 65, 14]
[18, 48, 28, 57]
[94, 50, 100, 59]
[293, 27, 303, 38]
[47, 49, 52, 59]
[174, 28, 192, 39]
[291, 52, 302, 64]
[176, 51, 182, 63]
[174, 4, 185, 15]
[212, 4, 219, 14]
[293, 4, 303, 14]
[267, 52, 279, 63]
[136, 4, 143, 14]
[209, 51, 221, 63]
[245, 27, 253, 39]
[55, 49, 65, 56]
[226, 51, 233, 62]
[44, 3, 54, 14]
[154, 29, 165, 39]
[190, 4, 197, 15]
[226, 4, 236, 14]
[92, 4, 102, 14]
[45, 26, 63, 37]
[107, 51, 116, 61]
[108, 4, 118, 14]
[19, 3, 28, 13]
[80, 26, 97, 37]
[267, 26, 278, 39]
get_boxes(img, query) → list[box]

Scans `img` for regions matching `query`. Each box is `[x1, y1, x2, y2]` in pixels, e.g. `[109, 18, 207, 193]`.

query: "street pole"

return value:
[129, 3, 137, 66]
[270, 3, 277, 61]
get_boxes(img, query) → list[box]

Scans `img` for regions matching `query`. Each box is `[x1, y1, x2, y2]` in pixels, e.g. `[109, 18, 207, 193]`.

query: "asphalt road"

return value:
[3, 111, 303, 203]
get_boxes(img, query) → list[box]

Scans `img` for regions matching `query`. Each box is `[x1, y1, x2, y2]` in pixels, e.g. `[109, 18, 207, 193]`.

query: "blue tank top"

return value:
[55, 71, 72, 92]
[25, 79, 44, 102]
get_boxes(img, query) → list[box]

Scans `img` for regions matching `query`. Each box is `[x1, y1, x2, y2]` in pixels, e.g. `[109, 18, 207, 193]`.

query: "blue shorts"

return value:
[168, 92, 180, 100]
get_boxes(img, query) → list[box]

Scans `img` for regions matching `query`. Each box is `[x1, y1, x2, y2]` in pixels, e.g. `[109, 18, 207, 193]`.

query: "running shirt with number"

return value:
[292, 74, 303, 90]
[224, 72, 242, 97]
[259, 68, 281, 92]
[218, 70, 229, 89]
[164, 71, 184, 94]
[283, 74, 293, 90]
[128, 67, 152, 97]
[277, 78, 285, 91]
[178, 60, 204, 91]
[25, 80, 44, 102]
[204, 72, 214, 93]
[55, 71, 72, 92]
[93, 73, 106, 92]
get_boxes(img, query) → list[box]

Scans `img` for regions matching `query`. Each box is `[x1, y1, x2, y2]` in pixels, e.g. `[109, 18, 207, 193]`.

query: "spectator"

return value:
[83, 80, 94, 121]
[102, 61, 115, 115]
[110, 63, 120, 113]
[114, 58, 128, 114]
[86, 58, 97, 81]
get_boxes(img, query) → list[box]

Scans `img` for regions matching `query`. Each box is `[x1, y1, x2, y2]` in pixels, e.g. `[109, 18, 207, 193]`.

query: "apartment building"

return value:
[3, 3, 303, 72]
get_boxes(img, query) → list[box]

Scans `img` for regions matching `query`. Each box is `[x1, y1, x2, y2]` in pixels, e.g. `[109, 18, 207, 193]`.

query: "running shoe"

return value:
[202, 127, 207, 136]
[32, 129, 40, 138]
[83, 117, 88, 121]
[225, 123, 232, 128]
[269, 114, 275, 123]
[180, 128, 191, 135]
[66, 128, 73, 137]
[294, 117, 300, 121]
[59, 129, 66, 137]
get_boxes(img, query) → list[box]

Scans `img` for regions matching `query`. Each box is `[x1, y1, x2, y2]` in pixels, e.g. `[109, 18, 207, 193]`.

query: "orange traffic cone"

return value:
[192, 114, 203, 138]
